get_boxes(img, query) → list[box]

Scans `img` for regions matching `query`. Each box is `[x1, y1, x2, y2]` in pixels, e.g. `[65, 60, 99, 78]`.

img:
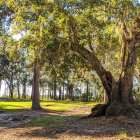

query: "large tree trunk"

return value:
[120, 46, 136, 104]
[91, 23, 140, 118]
[31, 59, 42, 110]
[69, 18, 140, 118]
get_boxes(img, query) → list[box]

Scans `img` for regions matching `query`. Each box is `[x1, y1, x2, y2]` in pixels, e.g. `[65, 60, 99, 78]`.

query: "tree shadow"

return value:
[0, 108, 70, 129]
[19, 115, 140, 139]
[0, 103, 140, 139]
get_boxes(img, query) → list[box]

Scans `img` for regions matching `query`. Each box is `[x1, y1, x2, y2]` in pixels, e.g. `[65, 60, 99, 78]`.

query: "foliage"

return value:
[0, 0, 140, 110]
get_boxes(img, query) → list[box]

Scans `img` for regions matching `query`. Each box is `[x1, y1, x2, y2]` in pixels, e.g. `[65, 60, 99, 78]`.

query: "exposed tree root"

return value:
[86, 104, 109, 118]
[106, 102, 140, 119]
[31, 106, 43, 111]
[87, 102, 140, 119]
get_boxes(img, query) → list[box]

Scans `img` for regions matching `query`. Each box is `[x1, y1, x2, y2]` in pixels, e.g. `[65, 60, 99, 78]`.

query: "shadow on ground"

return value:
[0, 107, 140, 139]
[21, 114, 140, 139]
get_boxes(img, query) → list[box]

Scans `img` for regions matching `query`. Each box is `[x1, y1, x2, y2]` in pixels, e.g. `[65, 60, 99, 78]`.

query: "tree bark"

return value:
[31, 59, 42, 110]
[120, 45, 136, 104]
[68, 82, 74, 101]
[69, 17, 140, 118]
[53, 79, 57, 100]
[9, 81, 14, 98]
[104, 89, 108, 103]
[74, 45, 114, 104]
[62, 82, 65, 100]
[17, 81, 20, 99]
[22, 83, 26, 99]
[58, 87, 62, 100]
[9, 87, 14, 98]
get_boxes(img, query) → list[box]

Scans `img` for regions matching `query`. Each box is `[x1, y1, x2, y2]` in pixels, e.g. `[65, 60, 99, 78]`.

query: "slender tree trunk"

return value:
[22, 83, 26, 99]
[58, 87, 62, 100]
[31, 59, 42, 110]
[42, 87, 45, 100]
[17, 81, 20, 99]
[62, 82, 65, 100]
[68, 82, 74, 101]
[9, 82, 14, 98]
[86, 81, 89, 102]
[53, 79, 57, 100]
[47, 84, 49, 99]
[9, 87, 13, 98]
[50, 91, 52, 99]
[66, 83, 69, 99]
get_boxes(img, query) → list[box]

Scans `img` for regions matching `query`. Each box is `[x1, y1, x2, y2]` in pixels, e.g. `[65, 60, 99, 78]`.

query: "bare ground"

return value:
[0, 106, 140, 140]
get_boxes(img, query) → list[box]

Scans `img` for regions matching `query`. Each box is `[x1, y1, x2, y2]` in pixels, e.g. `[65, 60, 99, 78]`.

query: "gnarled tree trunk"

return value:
[90, 22, 140, 118]
[69, 17, 140, 118]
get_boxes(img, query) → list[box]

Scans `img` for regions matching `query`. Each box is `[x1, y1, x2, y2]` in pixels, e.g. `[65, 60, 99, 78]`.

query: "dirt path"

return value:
[0, 106, 140, 140]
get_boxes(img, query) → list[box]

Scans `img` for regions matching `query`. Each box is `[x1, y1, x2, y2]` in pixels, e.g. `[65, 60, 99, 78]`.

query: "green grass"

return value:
[119, 131, 127, 138]
[29, 115, 65, 126]
[0, 99, 97, 112]
[25, 115, 76, 129]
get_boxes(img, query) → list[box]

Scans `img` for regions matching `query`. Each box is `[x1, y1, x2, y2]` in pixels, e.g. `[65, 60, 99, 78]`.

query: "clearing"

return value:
[0, 99, 140, 140]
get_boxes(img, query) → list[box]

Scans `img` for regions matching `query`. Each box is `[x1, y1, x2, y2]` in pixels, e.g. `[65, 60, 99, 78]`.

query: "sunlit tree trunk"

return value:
[104, 89, 108, 103]
[70, 18, 140, 117]
[31, 59, 41, 110]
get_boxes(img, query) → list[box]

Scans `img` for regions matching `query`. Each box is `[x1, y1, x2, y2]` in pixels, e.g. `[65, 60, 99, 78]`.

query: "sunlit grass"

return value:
[119, 131, 127, 138]
[0, 99, 97, 111]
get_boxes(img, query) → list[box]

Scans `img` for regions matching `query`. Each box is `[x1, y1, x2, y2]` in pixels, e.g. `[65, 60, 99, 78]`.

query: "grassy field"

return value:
[0, 98, 97, 111]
